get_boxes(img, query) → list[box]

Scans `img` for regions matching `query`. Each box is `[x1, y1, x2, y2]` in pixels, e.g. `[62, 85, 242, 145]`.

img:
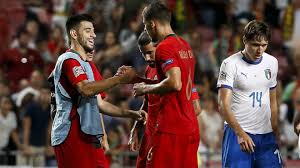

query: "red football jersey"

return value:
[59, 53, 106, 119]
[144, 65, 160, 135]
[155, 35, 196, 134]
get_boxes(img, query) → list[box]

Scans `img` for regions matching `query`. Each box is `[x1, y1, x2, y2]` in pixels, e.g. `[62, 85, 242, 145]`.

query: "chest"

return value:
[234, 65, 273, 91]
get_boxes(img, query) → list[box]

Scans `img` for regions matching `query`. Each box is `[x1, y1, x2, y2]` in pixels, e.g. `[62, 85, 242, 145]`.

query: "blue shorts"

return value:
[222, 125, 283, 168]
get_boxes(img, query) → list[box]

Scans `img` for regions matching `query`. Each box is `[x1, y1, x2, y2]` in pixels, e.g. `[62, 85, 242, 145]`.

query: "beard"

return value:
[78, 36, 94, 53]
[148, 61, 155, 68]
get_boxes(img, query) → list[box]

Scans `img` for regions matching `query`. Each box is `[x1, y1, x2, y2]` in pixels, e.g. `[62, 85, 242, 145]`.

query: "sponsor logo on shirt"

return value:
[192, 87, 197, 93]
[162, 59, 174, 68]
[72, 66, 85, 77]
[264, 69, 271, 80]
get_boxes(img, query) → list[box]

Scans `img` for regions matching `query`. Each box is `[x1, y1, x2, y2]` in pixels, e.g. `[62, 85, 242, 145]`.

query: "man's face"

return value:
[244, 37, 268, 61]
[140, 42, 156, 68]
[77, 21, 96, 53]
[142, 13, 158, 42]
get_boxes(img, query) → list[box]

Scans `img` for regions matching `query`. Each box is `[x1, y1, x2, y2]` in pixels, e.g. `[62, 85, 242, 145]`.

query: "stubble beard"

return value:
[78, 36, 94, 53]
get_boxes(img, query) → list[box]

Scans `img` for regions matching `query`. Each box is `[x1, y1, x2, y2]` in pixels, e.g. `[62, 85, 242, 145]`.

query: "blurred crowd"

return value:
[0, 0, 300, 167]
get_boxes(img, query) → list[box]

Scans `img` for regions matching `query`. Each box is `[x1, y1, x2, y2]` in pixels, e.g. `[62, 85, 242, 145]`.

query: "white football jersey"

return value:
[217, 52, 278, 134]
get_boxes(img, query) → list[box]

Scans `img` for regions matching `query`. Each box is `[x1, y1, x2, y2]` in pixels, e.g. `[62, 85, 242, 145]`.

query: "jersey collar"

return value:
[66, 49, 87, 61]
[241, 51, 263, 65]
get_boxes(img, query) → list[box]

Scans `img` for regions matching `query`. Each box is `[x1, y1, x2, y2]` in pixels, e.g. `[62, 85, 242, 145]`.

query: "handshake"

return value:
[114, 65, 138, 84]
[114, 65, 149, 97]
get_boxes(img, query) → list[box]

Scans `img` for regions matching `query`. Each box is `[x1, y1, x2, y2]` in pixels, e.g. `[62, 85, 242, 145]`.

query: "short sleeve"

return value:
[156, 44, 179, 73]
[217, 60, 235, 89]
[270, 59, 278, 90]
[62, 59, 88, 86]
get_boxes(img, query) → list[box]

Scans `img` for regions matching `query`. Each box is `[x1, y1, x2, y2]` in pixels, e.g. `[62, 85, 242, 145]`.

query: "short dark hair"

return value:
[65, 14, 94, 40]
[138, 31, 152, 47]
[143, 1, 171, 23]
[243, 20, 271, 42]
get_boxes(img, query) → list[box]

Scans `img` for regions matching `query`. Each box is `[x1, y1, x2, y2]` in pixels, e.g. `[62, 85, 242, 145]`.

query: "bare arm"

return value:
[218, 88, 244, 136]
[193, 99, 202, 116]
[132, 76, 159, 85]
[23, 117, 31, 147]
[97, 95, 143, 120]
[270, 88, 279, 135]
[11, 129, 22, 149]
[76, 77, 121, 97]
[134, 67, 182, 95]
[198, 115, 210, 148]
[218, 88, 255, 153]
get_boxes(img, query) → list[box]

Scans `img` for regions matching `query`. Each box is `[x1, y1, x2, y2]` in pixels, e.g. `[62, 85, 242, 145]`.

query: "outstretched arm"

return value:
[133, 67, 181, 96]
[97, 95, 146, 121]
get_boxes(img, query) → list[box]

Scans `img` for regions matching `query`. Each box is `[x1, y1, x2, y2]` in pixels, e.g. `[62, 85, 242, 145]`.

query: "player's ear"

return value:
[150, 20, 155, 29]
[70, 29, 77, 40]
[242, 36, 246, 45]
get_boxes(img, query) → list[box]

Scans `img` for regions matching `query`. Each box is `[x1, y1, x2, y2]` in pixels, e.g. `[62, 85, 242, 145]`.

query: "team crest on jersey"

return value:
[219, 71, 227, 80]
[153, 75, 158, 80]
[264, 69, 271, 80]
[73, 66, 85, 77]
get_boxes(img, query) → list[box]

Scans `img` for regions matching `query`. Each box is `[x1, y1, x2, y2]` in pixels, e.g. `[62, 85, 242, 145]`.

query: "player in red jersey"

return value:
[128, 31, 202, 168]
[131, 2, 200, 166]
[51, 14, 146, 168]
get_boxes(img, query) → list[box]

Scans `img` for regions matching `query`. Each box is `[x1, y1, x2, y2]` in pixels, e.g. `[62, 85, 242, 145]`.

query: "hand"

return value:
[115, 66, 137, 84]
[294, 123, 300, 135]
[273, 129, 281, 147]
[133, 82, 146, 96]
[128, 128, 139, 151]
[237, 133, 255, 153]
[101, 134, 110, 153]
[127, 110, 147, 121]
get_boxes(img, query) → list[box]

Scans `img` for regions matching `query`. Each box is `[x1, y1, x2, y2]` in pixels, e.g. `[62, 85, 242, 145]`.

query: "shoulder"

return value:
[222, 52, 242, 67]
[57, 52, 79, 63]
[263, 53, 278, 65]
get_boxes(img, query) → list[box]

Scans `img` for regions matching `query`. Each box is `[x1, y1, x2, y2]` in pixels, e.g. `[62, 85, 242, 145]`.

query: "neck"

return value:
[157, 25, 175, 42]
[70, 41, 87, 61]
[242, 49, 254, 61]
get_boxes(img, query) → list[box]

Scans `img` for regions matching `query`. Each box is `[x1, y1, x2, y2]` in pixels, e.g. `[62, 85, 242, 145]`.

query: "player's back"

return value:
[155, 35, 196, 135]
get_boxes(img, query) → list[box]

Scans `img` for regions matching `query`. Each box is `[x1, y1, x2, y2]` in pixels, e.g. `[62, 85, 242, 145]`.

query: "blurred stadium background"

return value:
[0, 0, 300, 167]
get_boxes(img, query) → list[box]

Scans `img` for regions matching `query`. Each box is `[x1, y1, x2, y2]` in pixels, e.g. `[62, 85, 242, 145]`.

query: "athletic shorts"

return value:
[146, 132, 199, 168]
[136, 132, 151, 168]
[54, 112, 108, 168]
[222, 124, 283, 168]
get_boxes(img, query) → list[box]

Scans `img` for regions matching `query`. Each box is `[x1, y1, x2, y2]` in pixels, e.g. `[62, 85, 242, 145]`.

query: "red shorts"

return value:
[53, 112, 109, 168]
[146, 132, 199, 168]
[136, 133, 151, 168]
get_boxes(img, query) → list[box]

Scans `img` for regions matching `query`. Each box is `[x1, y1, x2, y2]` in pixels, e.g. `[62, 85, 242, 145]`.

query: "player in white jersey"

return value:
[217, 20, 282, 168]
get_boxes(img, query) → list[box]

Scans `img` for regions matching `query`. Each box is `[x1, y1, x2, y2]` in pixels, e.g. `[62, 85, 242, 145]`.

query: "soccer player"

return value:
[128, 31, 201, 168]
[132, 2, 199, 167]
[51, 14, 145, 168]
[217, 20, 282, 167]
